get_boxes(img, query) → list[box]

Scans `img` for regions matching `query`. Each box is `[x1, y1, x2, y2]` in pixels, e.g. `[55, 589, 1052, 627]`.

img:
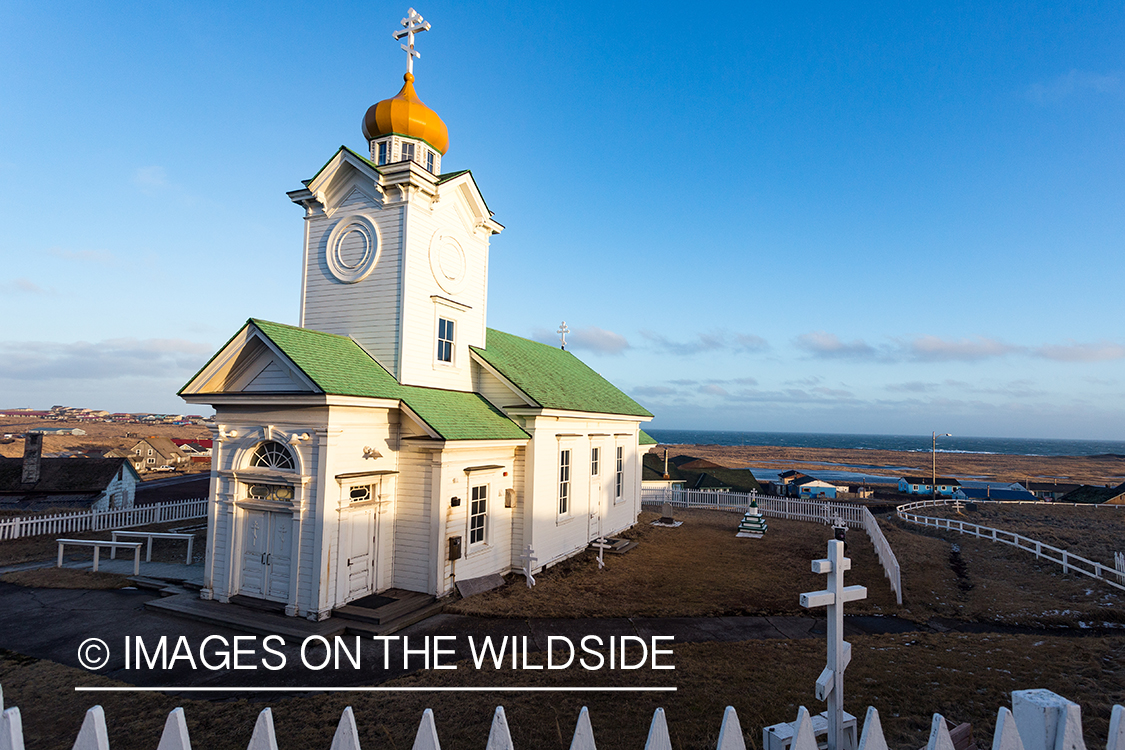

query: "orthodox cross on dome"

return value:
[393, 7, 431, 75]
[557, 321, 569, 350]
[800, 539, 867, 750]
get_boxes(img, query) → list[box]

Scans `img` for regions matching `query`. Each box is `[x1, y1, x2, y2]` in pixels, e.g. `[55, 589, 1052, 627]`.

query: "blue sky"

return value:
[1, 2, 1123, 439]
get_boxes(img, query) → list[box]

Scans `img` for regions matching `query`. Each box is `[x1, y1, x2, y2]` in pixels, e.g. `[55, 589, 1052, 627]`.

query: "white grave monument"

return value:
[799, 538, 867, 750]
[519, 545, 537, 588]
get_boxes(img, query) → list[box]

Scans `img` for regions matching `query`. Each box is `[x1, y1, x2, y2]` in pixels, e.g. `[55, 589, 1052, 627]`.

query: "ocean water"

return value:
[645, 429, 1125, 458]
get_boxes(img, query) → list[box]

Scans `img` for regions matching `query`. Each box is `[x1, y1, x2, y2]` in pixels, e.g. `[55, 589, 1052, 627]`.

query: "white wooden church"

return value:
[180, 10, 653, 620]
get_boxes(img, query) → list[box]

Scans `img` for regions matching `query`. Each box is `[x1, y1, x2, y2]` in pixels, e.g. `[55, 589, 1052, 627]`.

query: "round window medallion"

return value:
[325, 215, 380, 283]
[428, 232, 467, 294]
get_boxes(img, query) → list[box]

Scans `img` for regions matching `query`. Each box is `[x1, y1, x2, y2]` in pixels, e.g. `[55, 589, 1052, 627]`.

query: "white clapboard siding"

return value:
[242, 361, 306, 392]
[393, 447, 434, 593]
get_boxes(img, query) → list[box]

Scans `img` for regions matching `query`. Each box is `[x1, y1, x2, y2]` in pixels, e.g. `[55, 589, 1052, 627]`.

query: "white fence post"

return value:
[570, 707, 597, 750]
[897, 500, 1124, 593]
[0, 498, 207, 542]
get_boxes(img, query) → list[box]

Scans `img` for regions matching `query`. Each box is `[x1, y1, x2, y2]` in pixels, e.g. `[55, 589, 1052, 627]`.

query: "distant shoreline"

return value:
[651, 441, 1125, 487]
[646, 429, 1125, 460]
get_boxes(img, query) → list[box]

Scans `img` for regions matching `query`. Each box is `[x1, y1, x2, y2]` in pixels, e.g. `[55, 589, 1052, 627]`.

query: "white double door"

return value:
[239, 509, 293, 602]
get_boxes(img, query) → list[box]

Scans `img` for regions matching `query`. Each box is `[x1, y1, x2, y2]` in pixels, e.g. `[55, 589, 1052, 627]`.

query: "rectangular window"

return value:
[401, 142, 415, 162]
[469, 484, 487, 545]
[590, 447, 600, 476]
[377, 141, 389, 165]
[425, 150, 435, 172]
[437, 318, 454, 363]
[147, 457, 155, 464]
[350, 485, 372, 503]
[615, 446, 624, 499]
[559, 450, 571, 514]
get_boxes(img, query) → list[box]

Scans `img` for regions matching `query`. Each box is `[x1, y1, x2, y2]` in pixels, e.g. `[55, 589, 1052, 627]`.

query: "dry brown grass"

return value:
[0, 568, 132, 589]
[881, 516, 1125, 627]
[655, 444, 1125, 486]
[2, 632, 1122, 750]
[447, 508, 1124, 628]
[918, 503, 1125, 567]
[0, 520, 205, 567]
[448, 510, 900, 618]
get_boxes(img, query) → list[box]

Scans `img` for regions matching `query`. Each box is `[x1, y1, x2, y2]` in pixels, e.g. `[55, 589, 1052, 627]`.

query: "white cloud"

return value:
[0, 338, 214, 381]
[795, 331, 876, 359]
[907, 335, 1020, 362]
[641, 330, 768, 356]
[1034, 341, 1125, 362]
[1, 278, 50, 294]
[633, 385, 677, 397]
[734, 334, 768, 352]
[886, 381, 936, 393]
[567, 325, 630, 355]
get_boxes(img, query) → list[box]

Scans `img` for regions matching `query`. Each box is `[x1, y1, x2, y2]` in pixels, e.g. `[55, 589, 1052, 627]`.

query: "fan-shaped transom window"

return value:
[250, 441, 295, 471]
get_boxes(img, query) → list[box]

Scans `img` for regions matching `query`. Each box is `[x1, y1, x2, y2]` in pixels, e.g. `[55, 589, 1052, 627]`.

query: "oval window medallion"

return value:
[325, 215, 380, 283]
[428, 232, 467, 294]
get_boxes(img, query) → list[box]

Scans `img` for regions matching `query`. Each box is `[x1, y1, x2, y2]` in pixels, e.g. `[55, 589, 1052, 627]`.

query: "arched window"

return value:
[250, 441, 295, 471]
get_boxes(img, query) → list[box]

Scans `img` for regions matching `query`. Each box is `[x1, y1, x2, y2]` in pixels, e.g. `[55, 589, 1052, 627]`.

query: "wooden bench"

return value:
[110, 531, 194, 565]
[56, 539, 144, 575]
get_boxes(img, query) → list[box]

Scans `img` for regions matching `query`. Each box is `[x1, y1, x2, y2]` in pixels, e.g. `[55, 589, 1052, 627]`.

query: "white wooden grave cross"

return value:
[800, 539, 867, 750]
[519, 545, 537, 588]
[393, 8, 431, 75]
[590, 537, 613, 570]
[558, 321, 569, 350]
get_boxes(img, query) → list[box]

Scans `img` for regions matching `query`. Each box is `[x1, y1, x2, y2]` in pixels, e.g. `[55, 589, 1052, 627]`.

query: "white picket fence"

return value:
[0, 498, 207, 541]
[641, 488, 902, 604]
[896, 498, 1125, 593]
[0, 684, 1120, 750]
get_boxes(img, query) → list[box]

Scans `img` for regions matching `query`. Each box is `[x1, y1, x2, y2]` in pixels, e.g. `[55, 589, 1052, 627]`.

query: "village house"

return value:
[952, 486, 1037, 502]
[0, 433, 138, 510]
[898, 475, 962, 496]
[105, 437, 190, 473]
[179, 14, 653, 620]
[1059, 482, 1125, 505]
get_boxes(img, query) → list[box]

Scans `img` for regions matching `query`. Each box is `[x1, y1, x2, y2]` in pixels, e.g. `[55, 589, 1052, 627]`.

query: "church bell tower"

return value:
[289, 8, 503, 393]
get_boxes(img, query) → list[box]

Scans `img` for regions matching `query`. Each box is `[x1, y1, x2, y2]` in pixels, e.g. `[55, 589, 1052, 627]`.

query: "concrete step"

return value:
[342, 599, 447, 637]
[127, 576, 171, 592]
[145, 593, 345, 639]
[334, 591, 435, 625]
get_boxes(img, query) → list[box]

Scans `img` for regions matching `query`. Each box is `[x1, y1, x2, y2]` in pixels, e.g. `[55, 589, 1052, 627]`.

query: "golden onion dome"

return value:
[362, 72, 449, 155]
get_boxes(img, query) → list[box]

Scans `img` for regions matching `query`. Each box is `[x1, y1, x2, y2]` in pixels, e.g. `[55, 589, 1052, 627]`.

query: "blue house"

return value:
[793, 474, 838, 499]
[898, 476, 961, 496]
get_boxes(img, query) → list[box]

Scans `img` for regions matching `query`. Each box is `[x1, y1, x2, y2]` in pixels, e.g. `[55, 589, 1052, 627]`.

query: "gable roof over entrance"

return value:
[471, 329, 652, 417]
[182, 319, 529, 442]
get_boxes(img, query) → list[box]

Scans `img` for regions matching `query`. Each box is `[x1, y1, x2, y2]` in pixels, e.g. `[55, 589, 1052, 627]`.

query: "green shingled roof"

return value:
[185, 320, 528, 442]
[471, 329, 652, 417]
[638, 429, 657, 445]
